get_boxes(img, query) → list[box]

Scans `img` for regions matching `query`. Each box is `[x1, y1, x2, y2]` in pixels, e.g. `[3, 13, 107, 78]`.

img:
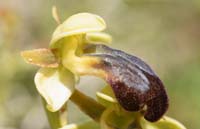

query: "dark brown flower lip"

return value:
[83, 44, 169, 122]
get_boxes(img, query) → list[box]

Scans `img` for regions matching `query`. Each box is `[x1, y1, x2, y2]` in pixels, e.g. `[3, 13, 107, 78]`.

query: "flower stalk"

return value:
[70, 90, 106, 122]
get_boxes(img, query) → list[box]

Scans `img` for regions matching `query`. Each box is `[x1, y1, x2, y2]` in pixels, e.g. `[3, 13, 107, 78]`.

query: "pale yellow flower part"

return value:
[96, 92, 117, 103]
[59, 121, 100, 129]
[50, 13, 106, 48]
[140, 116, 187, 129]
[100, 106, 136, 129]
[35, 67, 75, 112]
[96, 85, 117, 107]
[59, 124, 77, 129]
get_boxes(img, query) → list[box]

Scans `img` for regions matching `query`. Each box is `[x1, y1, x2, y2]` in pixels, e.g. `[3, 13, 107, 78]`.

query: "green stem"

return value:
[42, 98, 67, 129]
[70, 89, 106, 122]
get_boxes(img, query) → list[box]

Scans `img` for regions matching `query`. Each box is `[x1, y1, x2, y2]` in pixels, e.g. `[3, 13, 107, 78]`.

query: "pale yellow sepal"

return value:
[50, 13, 106, 48]
[140, 116, 187, 129]
[34, 67, 75, 112]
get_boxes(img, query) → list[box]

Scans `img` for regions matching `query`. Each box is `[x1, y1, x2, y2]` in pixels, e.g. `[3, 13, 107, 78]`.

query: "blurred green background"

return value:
[0, 0, 200, 129]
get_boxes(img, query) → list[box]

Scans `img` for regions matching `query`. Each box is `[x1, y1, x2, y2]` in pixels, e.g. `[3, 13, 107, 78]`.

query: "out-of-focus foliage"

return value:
[0, 0, 200, 129]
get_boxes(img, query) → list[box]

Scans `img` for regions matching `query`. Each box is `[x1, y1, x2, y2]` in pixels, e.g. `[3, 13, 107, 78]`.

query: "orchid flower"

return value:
[21, 12, 186, 129]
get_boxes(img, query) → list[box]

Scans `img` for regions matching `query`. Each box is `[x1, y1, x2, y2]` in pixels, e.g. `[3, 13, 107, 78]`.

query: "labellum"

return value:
[84, 44, 169, 122]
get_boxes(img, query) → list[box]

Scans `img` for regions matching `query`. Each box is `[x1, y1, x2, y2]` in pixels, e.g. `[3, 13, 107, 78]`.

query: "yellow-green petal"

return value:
[85, 32, 112, 44]
[140, 116, 187, 129]
[50, 13, 106, 48]
[34, 67, 75, 112]
[21, 48, 59, 68]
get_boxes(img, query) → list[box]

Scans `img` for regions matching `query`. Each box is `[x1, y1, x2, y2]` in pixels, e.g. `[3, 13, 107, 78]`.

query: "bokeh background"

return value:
[0, 0, 200, 129]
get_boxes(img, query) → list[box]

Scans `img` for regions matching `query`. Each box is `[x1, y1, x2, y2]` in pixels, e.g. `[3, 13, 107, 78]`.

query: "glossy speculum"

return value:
[84, 44, 169, 122]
